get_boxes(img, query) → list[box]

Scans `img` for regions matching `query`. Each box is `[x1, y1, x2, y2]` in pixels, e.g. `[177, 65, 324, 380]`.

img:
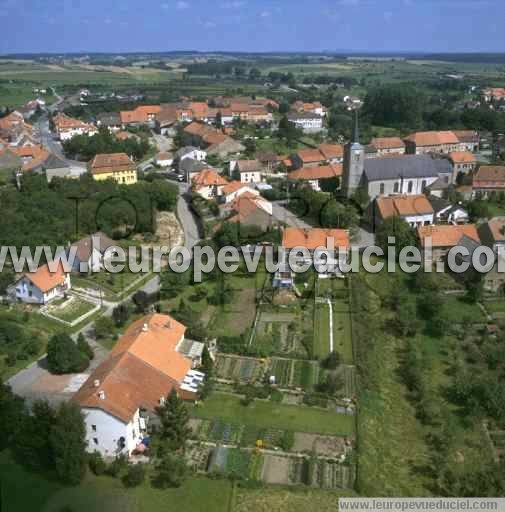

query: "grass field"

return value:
[192, 392, 354, 436]
[313, 303, 331, 359]
[234, 485, 355, 512]
[0, 450, 232, 512]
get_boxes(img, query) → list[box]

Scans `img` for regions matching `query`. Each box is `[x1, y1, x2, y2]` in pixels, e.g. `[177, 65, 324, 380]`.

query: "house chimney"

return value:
[142, 323, 148, 332]
[159, 396, 165, 405]
[98, 390, 105, 400]
[94, 379, 100, 388]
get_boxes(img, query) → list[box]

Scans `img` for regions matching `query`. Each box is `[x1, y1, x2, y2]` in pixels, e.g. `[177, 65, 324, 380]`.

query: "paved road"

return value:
[177, 183, 201, 249]
[272, 201, 312, 229]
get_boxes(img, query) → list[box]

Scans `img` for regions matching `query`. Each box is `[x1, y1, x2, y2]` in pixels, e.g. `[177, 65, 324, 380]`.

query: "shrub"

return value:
[106, 454, 127, 477]
[88, 451, 106, 476]
[47, 333, 89, 374]
[123, 464, 145, 488]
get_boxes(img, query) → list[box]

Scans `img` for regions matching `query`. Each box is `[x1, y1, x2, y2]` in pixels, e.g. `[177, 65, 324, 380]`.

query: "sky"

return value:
[0, 0, 503, 54]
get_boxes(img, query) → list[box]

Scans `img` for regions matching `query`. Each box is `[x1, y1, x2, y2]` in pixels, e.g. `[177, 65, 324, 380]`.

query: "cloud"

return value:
[337, 0, 360, 5]
[161, 2, 170, 9]
[383, 10, 393, 21]
[201, 20, 217, 28]
[220, 0, 246, 8]
[260, 10, 271, 17]
[176, 1, 190, 9]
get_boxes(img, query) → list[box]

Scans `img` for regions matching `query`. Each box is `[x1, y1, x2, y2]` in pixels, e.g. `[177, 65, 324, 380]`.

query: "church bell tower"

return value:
[342, 109, 365, 198]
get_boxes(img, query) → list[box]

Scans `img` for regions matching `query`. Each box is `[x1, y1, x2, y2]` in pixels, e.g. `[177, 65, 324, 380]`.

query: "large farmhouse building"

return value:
[73, 314, 204, 457]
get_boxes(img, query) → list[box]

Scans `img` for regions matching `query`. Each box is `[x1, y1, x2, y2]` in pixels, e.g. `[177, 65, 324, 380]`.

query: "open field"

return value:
[235, 485, 354, 512]
[0, 450, 233, 512]
[192, 392, 354, 436]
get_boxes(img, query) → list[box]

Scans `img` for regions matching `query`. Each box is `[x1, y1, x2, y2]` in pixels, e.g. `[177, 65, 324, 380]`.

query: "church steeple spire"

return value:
[352, 108, 360, 143]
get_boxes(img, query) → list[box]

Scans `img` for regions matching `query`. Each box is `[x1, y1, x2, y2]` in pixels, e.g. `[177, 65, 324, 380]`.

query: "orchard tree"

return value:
[50, 402, 87, 485]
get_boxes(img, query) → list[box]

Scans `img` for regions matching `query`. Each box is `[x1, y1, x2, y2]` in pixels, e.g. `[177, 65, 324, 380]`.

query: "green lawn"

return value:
[442, 296, 486, 324]
[313, 303, 330, 359]
[47, 298, 96, 323]
[192, 392, 354, 436]
[0, 450, 232, 512]
[73, 270, 151, 300]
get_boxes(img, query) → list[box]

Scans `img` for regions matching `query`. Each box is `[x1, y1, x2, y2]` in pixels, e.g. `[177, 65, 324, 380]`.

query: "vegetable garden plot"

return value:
[215, 355, 265, 383]
[208, 447, 264, 481]
[268, 358, 318, 390]
[287, 457, 355, 489]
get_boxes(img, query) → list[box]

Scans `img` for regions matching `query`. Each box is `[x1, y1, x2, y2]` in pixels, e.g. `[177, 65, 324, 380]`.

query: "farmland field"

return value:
[192, 392, 355, 436]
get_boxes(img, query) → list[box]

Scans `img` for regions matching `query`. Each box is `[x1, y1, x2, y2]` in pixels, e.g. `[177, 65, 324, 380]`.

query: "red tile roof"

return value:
[376, 194, 433, 219]
[417, 224, 480, 248]
[90, 153, 135, 175]
[120, 105, 161, 124]
[370, 137, 405, 150]
[22, 262, 67, 293]
[473, 166, 505, 188]
[282, 228, 349, 250]
[404, 131, 459, 146]
[73, 314, 193, 423]
[449, 151, 476, 164]
[192, 168, 228, 187]
[318, 143, 344, 160]
[288, 164, 342, 181]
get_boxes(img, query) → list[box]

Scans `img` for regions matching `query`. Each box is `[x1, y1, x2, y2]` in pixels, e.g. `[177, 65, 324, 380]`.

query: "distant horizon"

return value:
[2, 0, 504, 55]
[2, 50, 505, 57]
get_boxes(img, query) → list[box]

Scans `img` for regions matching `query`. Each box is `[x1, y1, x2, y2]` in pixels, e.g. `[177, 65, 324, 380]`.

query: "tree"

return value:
[47, 333, 89, 374]
[152, 453, 188, 489]
[277, 115, 302, 145]
[363, 84, 424, 129]
[0, 267, 14, 294]
[0, 384, 27, 451]
[155, 388, 191, 453]
[112, 302, 130, 327]
[321, 351, 341, 370]
[213, 221, 240, 248]
[319, 176, 340, 194]
[376, 217, 416, 257]
[249, 68, 261, 80]
[214, 111, 222, 129]
[198, 345, 214, 399]
[13, 400, 56, 470]
[160, 269, 190, 298]
[77, 333, 94, 360]
[50, 402, 87, 485]
[244, 138, 256, 157]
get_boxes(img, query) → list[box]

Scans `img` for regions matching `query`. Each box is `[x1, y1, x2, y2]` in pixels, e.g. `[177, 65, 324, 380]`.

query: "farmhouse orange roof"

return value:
[376, 194, 433, 219]
[370, 137, 405, 150]
[417, 224, 480, 248]
[53, 113, 91, 131]
[296, 148, 325, 164]
[90, 153, 135, 175]
[192, 168, 228, 187]
[449, 151, 476, 164]
[404, 131, 459, 146]
[288, 164, 342, 181]
[282, 228, 349, 250]
[222, 180, 252, 195]
[73, 314, 192, 423]
[318, 143, 344, 160]
[22, 262, 67, 293]
[473, 165, 505, 186]
[120, 105, 161, 124]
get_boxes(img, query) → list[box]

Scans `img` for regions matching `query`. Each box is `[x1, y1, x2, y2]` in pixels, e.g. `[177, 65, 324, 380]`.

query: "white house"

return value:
[230, 160, 263, 184]
[371, 194, 434, 229]
[73, 314, 203, 457]
[65, 232, 117, 274]
[53, 113, 97, 141]
[174, 146, 207, 163]
[221, 181, 259, 204]
[287, 113, 324, 134]
[191, 168, 228, 200]
[155, 152, 174, 168]
[15, 262, 71, 304]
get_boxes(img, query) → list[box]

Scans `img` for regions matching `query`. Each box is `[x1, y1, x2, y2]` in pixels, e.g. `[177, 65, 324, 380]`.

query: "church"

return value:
[342, 112, 453, 201]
